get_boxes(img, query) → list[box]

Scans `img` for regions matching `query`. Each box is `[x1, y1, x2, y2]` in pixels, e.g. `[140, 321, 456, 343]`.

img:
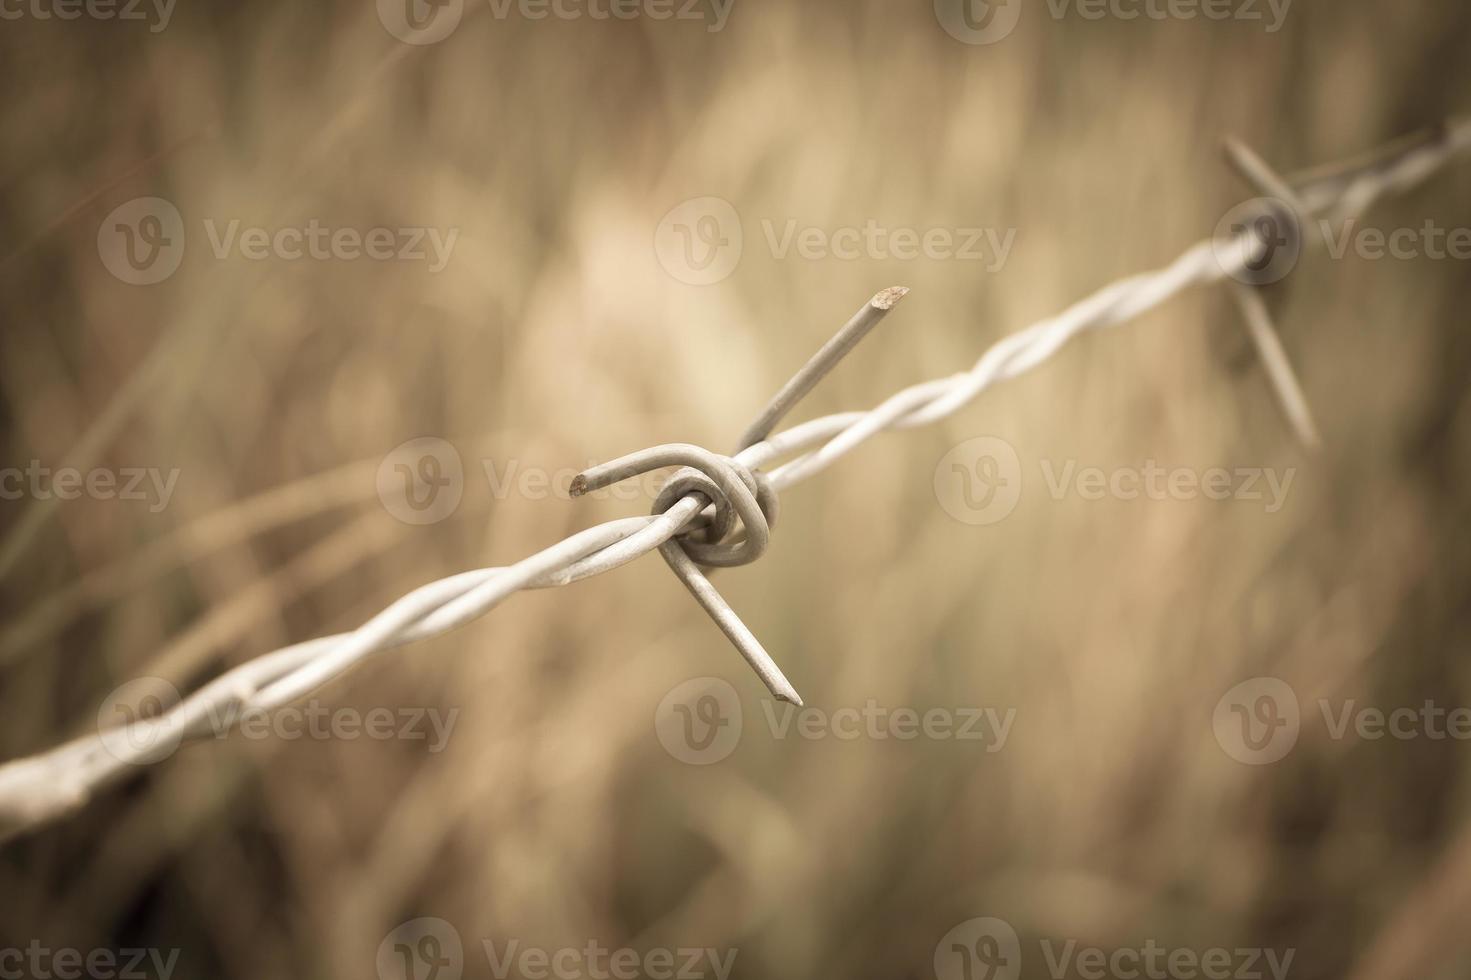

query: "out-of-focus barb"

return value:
[1223, 135, 1325, 450]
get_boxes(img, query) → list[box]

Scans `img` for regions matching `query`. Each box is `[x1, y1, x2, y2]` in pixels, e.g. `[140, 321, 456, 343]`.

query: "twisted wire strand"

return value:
[1, 118, 1468, 842]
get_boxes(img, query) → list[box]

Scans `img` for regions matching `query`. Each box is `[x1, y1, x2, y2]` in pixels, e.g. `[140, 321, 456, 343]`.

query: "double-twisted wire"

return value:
[0, 118, 1467, 842]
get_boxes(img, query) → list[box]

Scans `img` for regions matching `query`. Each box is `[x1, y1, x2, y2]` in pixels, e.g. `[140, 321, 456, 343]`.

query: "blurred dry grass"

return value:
[2, 1, 1471, 977]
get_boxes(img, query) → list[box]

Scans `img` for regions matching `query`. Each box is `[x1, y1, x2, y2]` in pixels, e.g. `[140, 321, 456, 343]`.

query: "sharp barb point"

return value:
[762, 669, 803, 707]
[737, 287, 908, 451]
[871, 285, 910, 310]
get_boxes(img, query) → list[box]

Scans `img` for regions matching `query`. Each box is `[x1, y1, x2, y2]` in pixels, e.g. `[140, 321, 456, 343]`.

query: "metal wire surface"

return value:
[1, 119, 1467, 843]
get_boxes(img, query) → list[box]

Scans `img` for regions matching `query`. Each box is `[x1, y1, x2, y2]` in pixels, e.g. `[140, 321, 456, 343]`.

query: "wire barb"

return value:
[1228, 282, 1322, 450]
[659, 541, 802, 706]
[1224, 136, 1321, 248]
[572, 290, 913, 703]
[736, 286, 909, 452]
[1222, 136, 1326, 450]
[573, 443, 791, 699]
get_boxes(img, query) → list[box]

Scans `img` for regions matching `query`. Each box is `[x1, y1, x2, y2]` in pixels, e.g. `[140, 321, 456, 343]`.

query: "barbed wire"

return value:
[2, 118, 1467, 843]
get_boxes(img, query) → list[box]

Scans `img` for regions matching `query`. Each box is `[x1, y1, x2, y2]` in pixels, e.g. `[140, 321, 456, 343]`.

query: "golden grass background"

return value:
[2, 0, 1471, 977]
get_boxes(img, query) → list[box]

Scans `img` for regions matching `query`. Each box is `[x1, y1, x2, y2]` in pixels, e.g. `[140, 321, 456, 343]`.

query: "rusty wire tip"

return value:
[870, 285, 910, 311]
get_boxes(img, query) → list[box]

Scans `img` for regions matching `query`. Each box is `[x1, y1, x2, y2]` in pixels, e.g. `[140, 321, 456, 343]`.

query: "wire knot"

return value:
[571, 443, 801, 703]
[571, 287, 911, 704]
[653, 457, 778, 569]
[571, 444, 779, 567]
